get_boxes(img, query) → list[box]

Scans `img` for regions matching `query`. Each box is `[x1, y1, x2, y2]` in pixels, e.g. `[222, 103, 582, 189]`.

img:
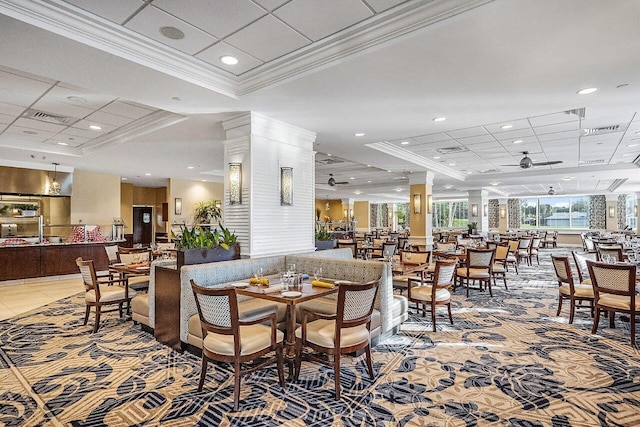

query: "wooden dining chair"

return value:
[407, 259, 457, 331]
[572, 250, 597, 286]
[551, 255, 594, 324]
[76, 257, 137, 333]
[492, 245, 509, 290]
[516, 238, 532, 265]
[294, 280, 380, 400]
[456, 248, 495, 297]
[190, 280, 285, 411]
[586, 260, 639, 346]
[506, 240, 519, 274]
[596, 245, 624, 263]
[337, 240, 358, 258]
[117, 251, 152, 291]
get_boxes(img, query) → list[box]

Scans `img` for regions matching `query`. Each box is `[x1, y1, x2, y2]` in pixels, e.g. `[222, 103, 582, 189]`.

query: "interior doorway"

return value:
[133, 206, 153, 246]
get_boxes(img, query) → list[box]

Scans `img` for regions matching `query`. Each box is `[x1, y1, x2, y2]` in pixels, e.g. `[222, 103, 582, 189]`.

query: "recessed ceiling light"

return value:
[433, 117, 446, 122]
[57, 142, 68, 146]
[327, 153, 332, 156]
[500, 124, 513, 130]
[627, 143, 639, 147]
[444, 184, 453, 189]
[387, 170, 392, 173]
[562, 177, 573, 181]
[366, 164, 371, 167]
[354, 133, 365, 137]
[89, 125, 102, 130]
[187, 166, 194, 169]
[160, 26, 185, 40]
[491, 182, 499, 186]
[467, 171, 473, 174]
[367, 180, 372, 183]
[623, 153, 633, 157]
[400, 141, 410, 145]
[350, 177, 355, 180]
[66, 96, 86, 103]
[448, 163, 456, 166]
[577, 87, 598, 95]
[433, 156, 440, 159]
[220, 55, 238, 65]
[202, 180, 207, 182]
[395, 188, 402, 192]
[121, 177, 127, 181]
[145, 173, 151, 176]
[512, 139, 523, 144]
[354, 191, 362, 195]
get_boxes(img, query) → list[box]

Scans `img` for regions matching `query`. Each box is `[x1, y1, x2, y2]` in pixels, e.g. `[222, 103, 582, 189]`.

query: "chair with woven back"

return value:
[392, 251, 433, 294]
[551, 255, 594, 324]
[542, 230, 558, 248]
[571, 250, 597, 286]
[506, 239, 519, 274]
[76, 257, 137, 333]
[117, 249, 152, 291]
[294, 280, 380, 400]
[529, 237, 542, 265]
[596, 245, 625, 263]
[407, 259, 457, 331]
[456, 248, 495, 297]
[492, 244, 509, 290]
[190, 280, 285, 411]
[516, 238, 532, 265]
[586, 260, 639, 346]
[337, 239, 358, 258]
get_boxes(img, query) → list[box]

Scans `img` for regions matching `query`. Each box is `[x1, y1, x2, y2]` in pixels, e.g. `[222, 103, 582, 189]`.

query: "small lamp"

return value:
[229, 163, 242, 204]
[471, 204, 478, 217]
[609, 206, 616, 218]
[413, 194, 421, 214]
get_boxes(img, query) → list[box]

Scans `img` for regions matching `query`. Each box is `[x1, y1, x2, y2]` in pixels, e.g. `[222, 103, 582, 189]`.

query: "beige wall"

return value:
[410, 184, 426, 237]
[353, 201, 369, 229]
[314, 199, 342, 223]
[168, 179, 223, 226]
[120, 183, 133, 234]
[71, 170, 120, 227]
[41, 196, 70, 226]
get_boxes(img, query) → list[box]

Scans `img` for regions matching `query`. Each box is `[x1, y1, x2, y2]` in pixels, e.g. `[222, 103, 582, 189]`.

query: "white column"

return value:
[409, 171, 434, 247]
[222, 113, 317, 257]
[467, 189, 489, 234]
[605, 194, 618, 232]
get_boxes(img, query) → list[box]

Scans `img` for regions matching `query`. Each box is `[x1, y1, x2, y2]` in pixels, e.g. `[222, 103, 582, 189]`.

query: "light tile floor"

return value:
[0, 275, 84, 320]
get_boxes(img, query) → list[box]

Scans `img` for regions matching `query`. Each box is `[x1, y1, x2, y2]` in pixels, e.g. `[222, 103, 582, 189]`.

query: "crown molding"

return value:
[0, 0, 238, 98]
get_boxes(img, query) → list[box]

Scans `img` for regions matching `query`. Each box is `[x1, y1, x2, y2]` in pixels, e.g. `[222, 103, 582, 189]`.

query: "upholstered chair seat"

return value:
[205, 324, 284, 356]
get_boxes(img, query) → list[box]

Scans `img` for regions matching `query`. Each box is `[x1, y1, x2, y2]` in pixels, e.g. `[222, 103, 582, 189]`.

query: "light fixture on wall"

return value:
[483, 204, 488, 216]
[344, 208, 348, 219]
[635, 205, 638, 217]
[609, 206, 616, 218]
[174, 198, 182, 215]
[228, 163, 242, 205]
[280, 167, 293, 206]
[350, 208, 353, 219]
[471, 203, 478, 217]
[49, 162, 61, 195]
[500, 206, 506, 218]
[413, 194, 421, 214]
[427, 194, 432, 214]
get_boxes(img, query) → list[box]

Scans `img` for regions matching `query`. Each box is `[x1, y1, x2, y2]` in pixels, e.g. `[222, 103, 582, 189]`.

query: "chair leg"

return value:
[609, 311, 615, 329]
[447, 303, 453, 325]
[334, 354, 341, 400]
[431, 303, 436, 332]
[293, 339, 302, 381]
[118, 302, 123, 318]
[592, 308, 600, 334]
[487, 279, 492, 297]
[365, 345, 374, 379]
[83, 305, 90, 325]
[631, 314, 636, 347]
[198, 357, 208, 391]
[233, 360, 241, 411]
[502, 274, 507, 290]
[93, 307, 101, 333]
[276, 345, 285, 387]
[556, 294, 563, 317]
[569, 299, 575, 324]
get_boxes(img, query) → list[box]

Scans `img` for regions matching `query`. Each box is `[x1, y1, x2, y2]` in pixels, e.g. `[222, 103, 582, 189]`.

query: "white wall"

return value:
[168, 178, 223, 226]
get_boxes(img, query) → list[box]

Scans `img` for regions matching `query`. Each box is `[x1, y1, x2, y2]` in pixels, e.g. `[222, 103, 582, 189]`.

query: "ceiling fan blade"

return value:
[499, 164, 521, 166]
[532, 161, 563, 166]
[335, 181, 349, 184]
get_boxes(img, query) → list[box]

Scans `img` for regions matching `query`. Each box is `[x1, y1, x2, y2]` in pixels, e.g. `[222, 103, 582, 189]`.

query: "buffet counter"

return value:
[0, 241, 121, 281]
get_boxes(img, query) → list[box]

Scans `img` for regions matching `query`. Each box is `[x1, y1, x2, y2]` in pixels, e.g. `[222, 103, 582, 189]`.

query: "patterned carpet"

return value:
[1, 248, 639, 426]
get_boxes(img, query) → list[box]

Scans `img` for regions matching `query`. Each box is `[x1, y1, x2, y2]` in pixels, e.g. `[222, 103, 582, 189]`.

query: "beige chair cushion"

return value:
[131, 293, 150, 326]
[559, 284, 594, 298]
[492, 264, 506, 273]
[598, 294, 640, 311]
[203, 324, 284, 356]
[506, 255, 517, 263]
[128, 275, 150, 286]
[517, 250, 529, 256]
[410, 286, 451, 303]
[295, 319, 370, 348]
[85, 287, 136, 303]
[456, 268, 490, 279]
[581, 279, 592, 286]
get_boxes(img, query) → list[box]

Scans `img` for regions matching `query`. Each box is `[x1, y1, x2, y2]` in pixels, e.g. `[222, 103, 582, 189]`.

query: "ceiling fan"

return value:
[327, 174, 349, 186]
[502, 151, 563, 169]
[548, 186, 555, 195]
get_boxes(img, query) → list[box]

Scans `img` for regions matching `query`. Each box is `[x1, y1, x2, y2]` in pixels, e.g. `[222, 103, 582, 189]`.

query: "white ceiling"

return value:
[0, 0, 639, 202]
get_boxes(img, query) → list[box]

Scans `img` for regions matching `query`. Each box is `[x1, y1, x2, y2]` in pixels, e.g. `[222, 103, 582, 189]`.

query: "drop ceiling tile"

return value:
[535, 121, 580, 135]
[197, 42, 264, 75]
[455, 134, 495, 145]
[52, 134, 91, 146]
[494, 128, 535, 141]
[12, 118, 66, 133]
[468, 141, 504, 151]
[0, 113, 13, 125]
[125, 5, 219, 55]
[412, 133, 452, 144]
[446, 126, 487, 139]
[0, 88, 42, 107]
[274, 0, 372, 41]
[537, 130, 580, 142]
[224, 15, 310, 62]
[365, 0, 409, 12]
[72, 119, 117, 134]
[529, 111, 579, 127]
[85, 111, 134, 127]
[539, 137, 579, 146]
[0, 103, 26, 116]
[252, 0, 290, 11]
[4, 125, 58, 141]
[153, 0, 265, 38]
[62, 0, 145, 24]
[45, 85, 116, 111]
[0, 68, 54, 94]
[59, 126, 103, 139]
[100, 101, 155, 119]
[31, 99, 94, 120]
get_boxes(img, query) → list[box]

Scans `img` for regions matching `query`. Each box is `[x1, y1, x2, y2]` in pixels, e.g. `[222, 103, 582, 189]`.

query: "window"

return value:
[625, 194, 637, 230]
[519, 196, 590, 229]
[432, 200, 468, 228]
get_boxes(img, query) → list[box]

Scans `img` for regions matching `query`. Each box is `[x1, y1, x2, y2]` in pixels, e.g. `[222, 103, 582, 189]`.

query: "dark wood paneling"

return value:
[0, 246, 41, 280]
[154, 266, 181, 351]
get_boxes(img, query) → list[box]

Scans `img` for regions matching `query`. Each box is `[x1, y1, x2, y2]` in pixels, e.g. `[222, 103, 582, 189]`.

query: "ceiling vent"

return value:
[608, 178, 627, 192]
[436, 146, 468, 154]
[578, 159, 605, 165]
[582, 123, 627, 136]
[315, 157, 344, 165]
[479, 168, 498, 174]
[22, 109, 79, 126]
[564, 108, 585, 119]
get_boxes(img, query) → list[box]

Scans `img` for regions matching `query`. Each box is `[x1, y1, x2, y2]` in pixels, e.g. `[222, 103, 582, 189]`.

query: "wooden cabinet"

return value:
[154, 266, 181, 351]
[0, 246, 41, 280]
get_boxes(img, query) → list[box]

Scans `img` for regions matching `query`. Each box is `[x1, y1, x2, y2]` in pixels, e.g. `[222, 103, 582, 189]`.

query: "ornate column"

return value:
[409, 171, 434, 248]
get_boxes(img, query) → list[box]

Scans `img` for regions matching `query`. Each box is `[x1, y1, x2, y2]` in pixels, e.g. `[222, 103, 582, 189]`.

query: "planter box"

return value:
[315, 239, 336, 251]
[177, 243, 240, 268]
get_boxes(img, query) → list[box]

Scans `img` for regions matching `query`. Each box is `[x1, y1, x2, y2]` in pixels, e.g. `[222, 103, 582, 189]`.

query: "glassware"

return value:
[313, 267, 322, 281]
[254, 267, 264, 280]
[288, 263, 296, 274]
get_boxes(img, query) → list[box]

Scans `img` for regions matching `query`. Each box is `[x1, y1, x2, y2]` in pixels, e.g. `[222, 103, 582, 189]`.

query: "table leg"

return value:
[284, 304, 298, 378]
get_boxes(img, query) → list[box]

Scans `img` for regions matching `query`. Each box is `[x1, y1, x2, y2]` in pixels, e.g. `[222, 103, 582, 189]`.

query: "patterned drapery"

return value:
[488, 199, 499, 228]
[507, 199, 520, 229]
[617, 194, 627, 230]
[589, 195, 606, 229]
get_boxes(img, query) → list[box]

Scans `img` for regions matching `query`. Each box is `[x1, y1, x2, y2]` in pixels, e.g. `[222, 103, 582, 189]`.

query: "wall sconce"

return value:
[635, 205, 638, 216]
[350, 208, 353, 219]
[471, 203, 478, 217]
[427, 194, 432, 214]
[174, 198, 182, 215]
[229, 163, 242, 205]
[280, 167, 293, 205]
[500, 206, 506, 219]
[609, 206, 616, 218]
[344, 208, 348, 219]
[413, 194, 421, 214]
[484, 204, 488, 216]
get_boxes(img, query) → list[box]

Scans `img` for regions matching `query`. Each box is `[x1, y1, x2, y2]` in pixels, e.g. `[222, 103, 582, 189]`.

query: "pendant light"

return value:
[49, 162, 61, 195]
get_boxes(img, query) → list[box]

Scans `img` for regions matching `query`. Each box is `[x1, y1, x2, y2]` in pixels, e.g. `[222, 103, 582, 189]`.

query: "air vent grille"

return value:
[582, 123, 627, 136]
[564, 108, 585, 119]
[22, 109, 79, 126]
[579, 159, 605, 165]
[479, 169, 498, 174]
[315, 158, 344, 165]
[436, 146, 468, 154]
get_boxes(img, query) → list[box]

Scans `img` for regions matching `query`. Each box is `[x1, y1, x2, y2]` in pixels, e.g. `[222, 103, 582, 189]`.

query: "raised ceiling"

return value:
[0, 0, 639, 201]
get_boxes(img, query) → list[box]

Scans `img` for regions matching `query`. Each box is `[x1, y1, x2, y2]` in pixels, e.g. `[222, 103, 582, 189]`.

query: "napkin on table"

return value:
[261, 284, 284, 294]
[311, 280, 335, 289]
[250, 278, 269, 285]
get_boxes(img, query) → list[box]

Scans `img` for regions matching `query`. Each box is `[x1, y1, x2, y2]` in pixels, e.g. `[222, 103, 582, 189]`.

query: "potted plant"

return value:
[172, 222, 240, 268]
[315, 228, 335, 251]
[467, 222, 478, 235]
[193, 200, 222, 224]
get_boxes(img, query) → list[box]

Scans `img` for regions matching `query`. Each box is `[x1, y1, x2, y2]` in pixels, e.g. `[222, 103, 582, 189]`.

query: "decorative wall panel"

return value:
[507, 198, 520, 229]
[488, 199, 499, 228]
[589, 195, 606, 230]
[617, 194, 626, 230]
